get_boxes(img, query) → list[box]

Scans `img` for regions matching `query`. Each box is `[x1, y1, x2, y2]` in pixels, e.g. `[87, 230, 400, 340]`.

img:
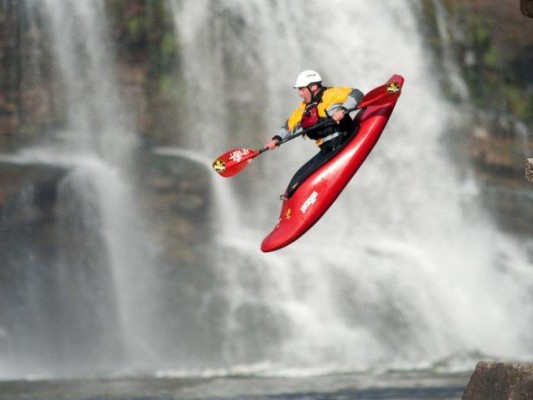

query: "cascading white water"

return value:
[167, 0, 533, 373]
[0, 0, 163, 377]
[38, 0, 136, 163]
[430, 0, 469, 101]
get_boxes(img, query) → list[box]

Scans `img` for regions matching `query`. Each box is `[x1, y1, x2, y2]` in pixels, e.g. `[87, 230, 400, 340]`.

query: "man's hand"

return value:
[332, 108, 346, 124]
[265, 138, 280, 150]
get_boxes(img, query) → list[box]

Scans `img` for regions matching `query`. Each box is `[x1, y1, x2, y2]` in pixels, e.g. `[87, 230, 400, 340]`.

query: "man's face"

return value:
[297, 84, 318, 104]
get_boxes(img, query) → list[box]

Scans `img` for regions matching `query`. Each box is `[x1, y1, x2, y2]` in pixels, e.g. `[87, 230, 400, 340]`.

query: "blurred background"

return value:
[0, 0, 532, 386]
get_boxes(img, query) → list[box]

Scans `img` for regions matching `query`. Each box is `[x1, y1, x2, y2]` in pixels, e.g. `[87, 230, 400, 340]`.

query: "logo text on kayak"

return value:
[300, 191, 318, 214]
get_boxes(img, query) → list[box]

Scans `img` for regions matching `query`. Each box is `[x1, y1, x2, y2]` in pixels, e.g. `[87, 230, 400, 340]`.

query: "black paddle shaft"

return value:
[268, 106, 358, 151]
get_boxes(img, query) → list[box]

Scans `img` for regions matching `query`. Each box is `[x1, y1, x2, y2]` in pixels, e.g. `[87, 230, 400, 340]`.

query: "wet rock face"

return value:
[462, 361, 533, 400]
[521, 0, 533, 17]
[0, 161, 67, 225]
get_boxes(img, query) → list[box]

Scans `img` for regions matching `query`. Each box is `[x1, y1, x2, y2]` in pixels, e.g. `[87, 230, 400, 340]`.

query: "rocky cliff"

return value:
[418, 0, 533, 234]
[522, 0, 533, 17]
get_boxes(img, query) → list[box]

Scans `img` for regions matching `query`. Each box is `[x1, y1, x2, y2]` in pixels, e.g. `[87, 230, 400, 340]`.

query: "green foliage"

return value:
[127, 15, 145, 39]
[423, 2, 533, 123]
[159, 33, 176, 65]
[503, 86, 532, 118]
[159, 73, 176, 95]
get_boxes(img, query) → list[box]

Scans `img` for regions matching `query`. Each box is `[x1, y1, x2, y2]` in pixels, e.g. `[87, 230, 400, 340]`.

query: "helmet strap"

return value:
[309, 84, 324, 102]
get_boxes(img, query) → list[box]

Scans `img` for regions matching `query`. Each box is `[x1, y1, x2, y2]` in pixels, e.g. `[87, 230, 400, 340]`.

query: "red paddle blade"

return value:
[212, 148, 260, 177]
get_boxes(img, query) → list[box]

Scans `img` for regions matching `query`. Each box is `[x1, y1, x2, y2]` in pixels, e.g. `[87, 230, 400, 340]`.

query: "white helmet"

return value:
[293, 69, 322, 88]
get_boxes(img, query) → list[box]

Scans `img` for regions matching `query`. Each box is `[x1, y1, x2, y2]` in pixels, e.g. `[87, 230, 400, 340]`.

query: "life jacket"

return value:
[301, 103, 320, 129]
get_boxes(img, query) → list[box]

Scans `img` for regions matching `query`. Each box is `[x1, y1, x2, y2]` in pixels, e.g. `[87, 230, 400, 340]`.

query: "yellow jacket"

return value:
[287, 87, 355, 133]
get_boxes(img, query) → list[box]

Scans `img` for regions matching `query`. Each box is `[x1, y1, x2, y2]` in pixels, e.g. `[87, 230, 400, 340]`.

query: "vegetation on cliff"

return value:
[419, 0, 533, 123]
[417, 0, 533, 234]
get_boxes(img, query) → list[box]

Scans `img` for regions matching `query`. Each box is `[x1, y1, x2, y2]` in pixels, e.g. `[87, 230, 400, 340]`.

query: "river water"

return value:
[0, 371, 469, 400]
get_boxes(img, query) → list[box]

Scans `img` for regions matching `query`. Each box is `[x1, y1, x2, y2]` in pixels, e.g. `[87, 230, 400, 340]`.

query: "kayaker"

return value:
[265, 69, 364, 199]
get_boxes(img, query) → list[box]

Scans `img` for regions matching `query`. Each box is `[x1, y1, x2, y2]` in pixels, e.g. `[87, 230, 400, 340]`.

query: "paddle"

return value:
[212, 77, 401, 177]
[212, 119, 337, 178]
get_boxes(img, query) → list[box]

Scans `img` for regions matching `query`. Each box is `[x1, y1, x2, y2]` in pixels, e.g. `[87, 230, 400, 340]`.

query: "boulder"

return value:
[522, 0, 533, 17]
[527, 158, 533, 182]
[462, 361, 533, 400]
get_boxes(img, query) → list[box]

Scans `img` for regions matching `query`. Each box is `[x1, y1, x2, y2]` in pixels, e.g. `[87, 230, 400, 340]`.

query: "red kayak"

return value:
[261, 74, 404, 252]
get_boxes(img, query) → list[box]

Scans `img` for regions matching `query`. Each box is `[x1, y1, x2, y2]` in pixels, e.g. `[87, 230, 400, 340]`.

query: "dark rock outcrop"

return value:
[521, 0, 533, 17]
[462, 361, 533, 400]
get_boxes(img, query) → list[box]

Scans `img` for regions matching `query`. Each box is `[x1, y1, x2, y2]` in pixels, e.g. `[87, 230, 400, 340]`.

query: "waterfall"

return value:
[0, 0, 162, 378]
[430, 0, 469, 101]
[38, 0, 136, 162]
[166, 0, 533, 373]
